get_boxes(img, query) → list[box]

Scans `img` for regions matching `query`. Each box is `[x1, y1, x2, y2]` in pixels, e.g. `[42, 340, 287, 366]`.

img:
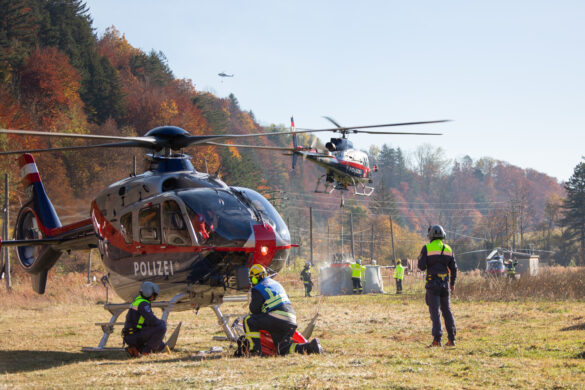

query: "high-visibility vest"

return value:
[350, 263, 365, 278]
[130, 296, 150, 330]
[394, 264, 404, 280]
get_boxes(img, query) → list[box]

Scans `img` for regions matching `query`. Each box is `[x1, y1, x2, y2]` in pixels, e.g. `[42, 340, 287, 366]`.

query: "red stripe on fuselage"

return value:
[22, 206, 92, 238]
[90, 201, 291, 257]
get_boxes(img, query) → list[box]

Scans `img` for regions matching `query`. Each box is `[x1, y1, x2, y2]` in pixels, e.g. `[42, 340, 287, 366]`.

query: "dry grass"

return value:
[457, 267, 585, 301]
[2, 271, 585, 389]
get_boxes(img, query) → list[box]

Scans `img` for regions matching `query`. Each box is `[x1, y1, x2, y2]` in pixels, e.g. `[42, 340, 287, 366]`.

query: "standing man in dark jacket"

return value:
[123, 281, 168, 357]
[300, 261, 313, 297]
[418, 225, 457, 347]
[243, 264, 323, 356]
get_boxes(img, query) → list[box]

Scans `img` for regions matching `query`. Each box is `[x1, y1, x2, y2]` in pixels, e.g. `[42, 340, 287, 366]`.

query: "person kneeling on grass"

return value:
[122, 281, 169, 357]
[242, 264, 323, 356]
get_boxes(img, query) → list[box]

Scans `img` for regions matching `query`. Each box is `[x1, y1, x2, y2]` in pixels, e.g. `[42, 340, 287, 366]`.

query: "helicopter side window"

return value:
[139, 204, 161, 244]
[120, 212, 133, 244]
[162, 200, 191, 246]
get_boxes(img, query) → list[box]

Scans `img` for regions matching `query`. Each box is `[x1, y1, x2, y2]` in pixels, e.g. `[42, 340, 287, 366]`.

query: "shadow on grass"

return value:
[0, 350, 127, 374]
[560, 323, 585, 331]
[0, 350, 228, 374]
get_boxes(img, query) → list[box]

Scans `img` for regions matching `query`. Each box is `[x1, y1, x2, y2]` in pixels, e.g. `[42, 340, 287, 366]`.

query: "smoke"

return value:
[319, 265, 384, 295]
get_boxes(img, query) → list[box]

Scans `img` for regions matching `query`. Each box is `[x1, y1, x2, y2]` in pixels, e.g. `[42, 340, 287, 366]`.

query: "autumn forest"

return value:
[0, 0, 578, 271]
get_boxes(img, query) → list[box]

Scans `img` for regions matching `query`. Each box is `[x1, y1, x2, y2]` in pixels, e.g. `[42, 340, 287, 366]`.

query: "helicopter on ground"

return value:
[0, 125, 304, 348]
[208, 116, 447, 206]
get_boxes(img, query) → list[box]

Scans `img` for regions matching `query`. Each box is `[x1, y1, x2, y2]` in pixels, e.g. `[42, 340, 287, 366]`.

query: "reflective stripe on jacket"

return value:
[130, 296, 150, 329]
[253, 277, 291, 313]
[394, 264, 404, 280]
[350, 263, 365, 278]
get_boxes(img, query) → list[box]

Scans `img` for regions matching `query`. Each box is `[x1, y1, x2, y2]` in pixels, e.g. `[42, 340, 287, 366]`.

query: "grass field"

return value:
[2, 272, 585, 389]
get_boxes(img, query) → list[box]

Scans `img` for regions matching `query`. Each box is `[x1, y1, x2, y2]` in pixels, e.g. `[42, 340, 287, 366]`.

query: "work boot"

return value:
[249, 339, 262, 357]
[125, 346, 141, 358]
[307, 338, 324, 354]
[427, 340, 441, 348]
[445, 340, 455, 347]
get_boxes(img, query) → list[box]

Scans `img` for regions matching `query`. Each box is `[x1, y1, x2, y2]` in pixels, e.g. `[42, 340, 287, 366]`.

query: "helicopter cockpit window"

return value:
[120, 212, 133, 244]
[231, 187, 290, 241]
[139, 204, 161, 244]
[178, 189, 254, 246]
[162, 200, 191, 246]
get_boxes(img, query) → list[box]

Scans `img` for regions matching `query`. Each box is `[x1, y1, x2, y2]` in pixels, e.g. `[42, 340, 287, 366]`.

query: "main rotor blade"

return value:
[323, 116, 343, 129]
[0, 141, 147, 155]
[203, 141, 295, 151]
[294, 119, 450, 134]
[0, 128, 157, 145]
[180, 130, 302, 148]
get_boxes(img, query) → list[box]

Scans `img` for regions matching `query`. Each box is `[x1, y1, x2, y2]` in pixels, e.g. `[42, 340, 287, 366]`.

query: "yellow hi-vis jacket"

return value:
[394, 263, 404, 280]
[350, 263, 365, 278]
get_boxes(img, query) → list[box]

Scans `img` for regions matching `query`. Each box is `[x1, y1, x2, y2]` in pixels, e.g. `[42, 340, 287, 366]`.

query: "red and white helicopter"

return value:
[208, 117, 447, 206]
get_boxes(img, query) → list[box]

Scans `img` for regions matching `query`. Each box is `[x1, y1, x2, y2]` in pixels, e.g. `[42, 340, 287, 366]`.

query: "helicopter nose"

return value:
[251, 223, 276, 268]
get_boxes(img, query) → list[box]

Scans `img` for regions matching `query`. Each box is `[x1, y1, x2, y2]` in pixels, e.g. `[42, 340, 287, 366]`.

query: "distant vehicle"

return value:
[486, 254, 506, 277]
[484, 249, 540, 277]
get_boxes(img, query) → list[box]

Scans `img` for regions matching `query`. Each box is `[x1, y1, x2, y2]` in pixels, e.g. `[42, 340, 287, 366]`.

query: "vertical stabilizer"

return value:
[18, 154, 61, 232]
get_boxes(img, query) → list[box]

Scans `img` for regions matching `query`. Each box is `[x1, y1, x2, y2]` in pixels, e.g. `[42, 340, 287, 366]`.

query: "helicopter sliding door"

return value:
[162, 200, 191, 246]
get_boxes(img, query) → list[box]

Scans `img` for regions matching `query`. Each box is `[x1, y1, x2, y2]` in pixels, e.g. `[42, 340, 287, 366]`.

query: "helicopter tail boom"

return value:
[11, 154, 96, 293]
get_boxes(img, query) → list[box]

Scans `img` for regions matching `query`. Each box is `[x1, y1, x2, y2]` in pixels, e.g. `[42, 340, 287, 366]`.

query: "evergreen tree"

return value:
[561, 161, 585, 265]
[35, 0, 124, 123]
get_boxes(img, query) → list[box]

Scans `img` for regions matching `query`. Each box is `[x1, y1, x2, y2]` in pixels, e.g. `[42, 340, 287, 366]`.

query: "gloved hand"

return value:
[450, 285, 455, 293]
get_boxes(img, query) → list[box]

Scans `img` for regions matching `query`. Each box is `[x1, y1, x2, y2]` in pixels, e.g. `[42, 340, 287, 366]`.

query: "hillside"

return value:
[0, 0, 570, 270]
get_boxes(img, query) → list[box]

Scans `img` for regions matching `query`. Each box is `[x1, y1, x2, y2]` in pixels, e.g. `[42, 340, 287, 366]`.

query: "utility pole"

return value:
[309, 207, 313, 266]
[3, 174, 10, 289]
[341, 216, 344, 260]
[389, 215, 396, 265]
[327, 221, 330, 262]
[370, 224, 374, 262]
[350, 213, 355, 260]
[87, 250, 92, 283]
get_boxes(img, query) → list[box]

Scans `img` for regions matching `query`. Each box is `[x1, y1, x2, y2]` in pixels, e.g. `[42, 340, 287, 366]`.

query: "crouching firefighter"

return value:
[122, 281, 168, 357]
[241, 264, 323, 356]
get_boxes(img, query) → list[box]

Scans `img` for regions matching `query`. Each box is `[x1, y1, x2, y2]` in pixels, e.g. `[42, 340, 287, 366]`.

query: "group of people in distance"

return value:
[122, 223, 457, 357]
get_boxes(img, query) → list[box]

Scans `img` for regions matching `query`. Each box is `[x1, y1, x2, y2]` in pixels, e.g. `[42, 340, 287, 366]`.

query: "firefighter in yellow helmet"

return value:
[350, 258, 366, 294]
[394, 259, 404, 294]
[243, 264, 323, 356]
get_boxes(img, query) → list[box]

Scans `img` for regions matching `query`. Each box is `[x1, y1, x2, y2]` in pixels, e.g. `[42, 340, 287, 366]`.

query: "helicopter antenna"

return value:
[213, 163, 222, 178]
[132, 155, 136, 177]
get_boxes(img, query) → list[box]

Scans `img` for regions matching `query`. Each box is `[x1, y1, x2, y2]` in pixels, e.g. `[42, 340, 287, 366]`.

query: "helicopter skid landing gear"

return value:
[82, 292, 188, 352]
[354, 183, 374, 196]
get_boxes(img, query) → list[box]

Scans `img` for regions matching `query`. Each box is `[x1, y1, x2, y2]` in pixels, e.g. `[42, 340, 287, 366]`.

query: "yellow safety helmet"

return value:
[249, 264, 267, 285]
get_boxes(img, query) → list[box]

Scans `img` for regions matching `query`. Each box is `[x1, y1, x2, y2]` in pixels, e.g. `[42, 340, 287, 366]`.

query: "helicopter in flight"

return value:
[0, 125, 300, 348]
[208, 116, 447, 206]
[218, 72, 234, 78]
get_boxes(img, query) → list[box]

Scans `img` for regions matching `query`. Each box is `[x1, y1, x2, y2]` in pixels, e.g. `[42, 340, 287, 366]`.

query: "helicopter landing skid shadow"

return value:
[560, 323, 585, 331]
[0, 350, 127, 374]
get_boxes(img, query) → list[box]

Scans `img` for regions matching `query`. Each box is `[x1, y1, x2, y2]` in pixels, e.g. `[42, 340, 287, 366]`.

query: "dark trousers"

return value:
[352, 277, 362, 294]
[244, 313, 297, 355]
[395, 279, 403, 294]
[304, 281, 313, 297]
[425, 290, 456, 342]
[124, 322, 167, 353]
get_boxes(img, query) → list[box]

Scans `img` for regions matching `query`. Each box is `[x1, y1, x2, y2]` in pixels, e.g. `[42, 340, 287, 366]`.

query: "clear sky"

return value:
[84, 0, 585, 182]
